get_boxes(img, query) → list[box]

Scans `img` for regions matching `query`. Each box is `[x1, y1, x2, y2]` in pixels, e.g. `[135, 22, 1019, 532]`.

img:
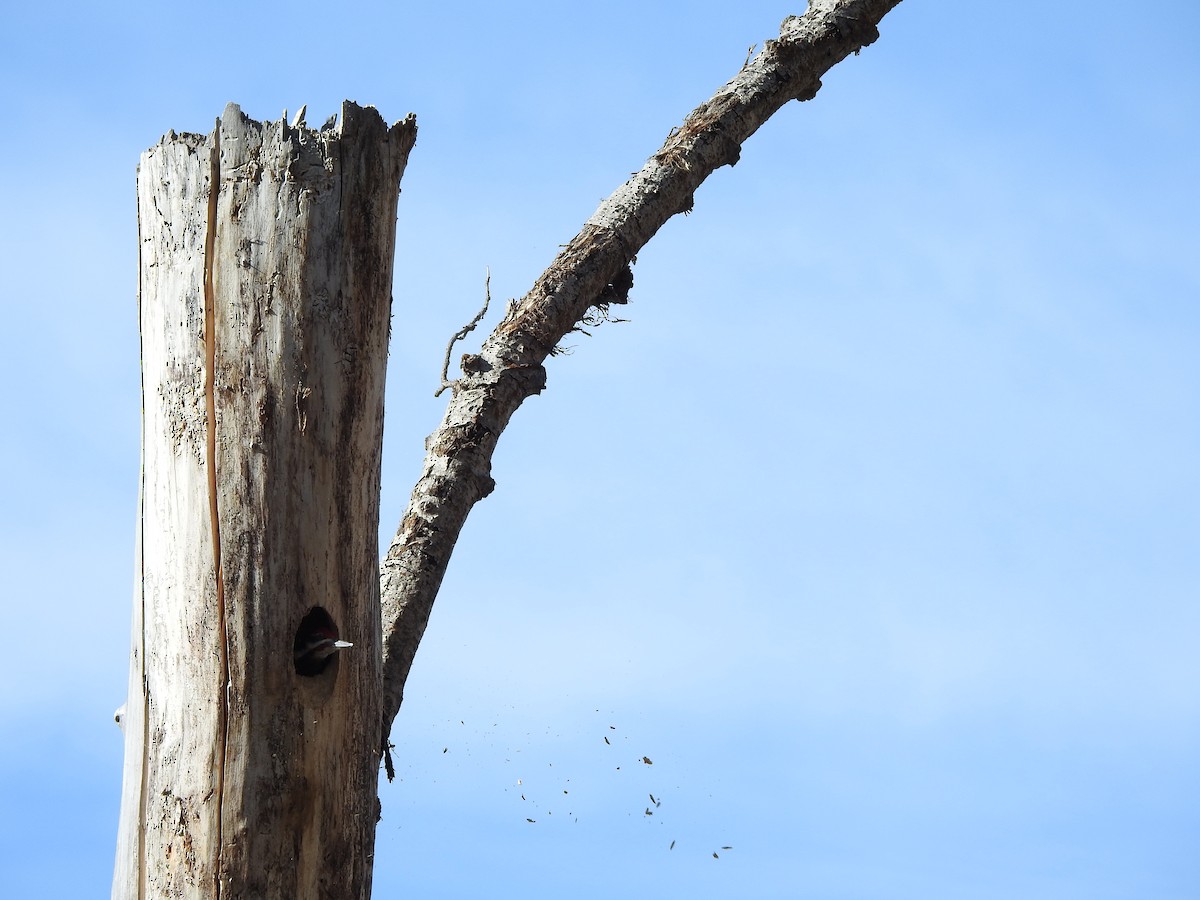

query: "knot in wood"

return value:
[460, 353, 491, 375]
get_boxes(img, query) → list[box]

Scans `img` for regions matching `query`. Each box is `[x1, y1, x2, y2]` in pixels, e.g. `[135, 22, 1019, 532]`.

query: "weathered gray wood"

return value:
[116, 101, 416, 900]
[378, 0, 903, 745]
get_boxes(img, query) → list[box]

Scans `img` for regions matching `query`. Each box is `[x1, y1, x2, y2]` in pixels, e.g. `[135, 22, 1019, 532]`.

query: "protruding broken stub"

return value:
[294, 607, 353, 677]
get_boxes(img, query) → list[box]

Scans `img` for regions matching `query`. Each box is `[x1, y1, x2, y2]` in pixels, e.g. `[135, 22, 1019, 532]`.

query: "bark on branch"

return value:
[379, 0, 903, 746]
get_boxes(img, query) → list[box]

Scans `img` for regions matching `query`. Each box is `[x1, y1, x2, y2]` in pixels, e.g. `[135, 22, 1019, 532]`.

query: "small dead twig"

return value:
[436, 269, 492, 397]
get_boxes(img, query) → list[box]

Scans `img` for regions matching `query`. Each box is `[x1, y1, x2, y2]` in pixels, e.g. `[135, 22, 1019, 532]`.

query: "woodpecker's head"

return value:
[294, 625, 353, 676]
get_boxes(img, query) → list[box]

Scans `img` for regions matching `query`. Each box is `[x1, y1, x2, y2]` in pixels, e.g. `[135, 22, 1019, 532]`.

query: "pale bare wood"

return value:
[115, 101, 416, 900]
[115, 127, 224, 900]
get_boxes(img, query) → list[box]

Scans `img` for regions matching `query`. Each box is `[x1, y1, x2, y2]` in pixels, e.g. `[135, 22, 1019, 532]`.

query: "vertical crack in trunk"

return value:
[201, 120, 229, 899]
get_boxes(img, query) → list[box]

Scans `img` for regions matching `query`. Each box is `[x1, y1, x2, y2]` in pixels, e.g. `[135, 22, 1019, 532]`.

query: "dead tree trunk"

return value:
[116, 2, 902, 896]
[114, 102, 416, 900]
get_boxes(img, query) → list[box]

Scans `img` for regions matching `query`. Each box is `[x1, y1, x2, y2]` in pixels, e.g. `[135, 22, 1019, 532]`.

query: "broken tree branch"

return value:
[378, 0, 903, 749]
[436, 268, 493, 398]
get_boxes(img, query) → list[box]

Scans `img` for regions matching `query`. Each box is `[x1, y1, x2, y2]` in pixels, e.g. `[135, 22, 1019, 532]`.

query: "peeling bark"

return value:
[379, 0, 903, 745]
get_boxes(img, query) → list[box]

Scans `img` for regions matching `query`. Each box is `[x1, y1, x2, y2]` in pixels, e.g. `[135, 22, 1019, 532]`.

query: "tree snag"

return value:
[115, 2, 903, 896]
[115, 101, 416, 900]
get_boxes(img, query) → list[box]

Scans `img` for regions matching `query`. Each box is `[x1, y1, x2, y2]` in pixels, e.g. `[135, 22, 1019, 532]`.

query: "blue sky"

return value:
[1, 1, 1198, 897]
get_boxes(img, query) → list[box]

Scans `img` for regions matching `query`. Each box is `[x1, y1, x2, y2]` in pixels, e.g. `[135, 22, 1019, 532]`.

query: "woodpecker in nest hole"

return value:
[294, 625, 353, 676]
